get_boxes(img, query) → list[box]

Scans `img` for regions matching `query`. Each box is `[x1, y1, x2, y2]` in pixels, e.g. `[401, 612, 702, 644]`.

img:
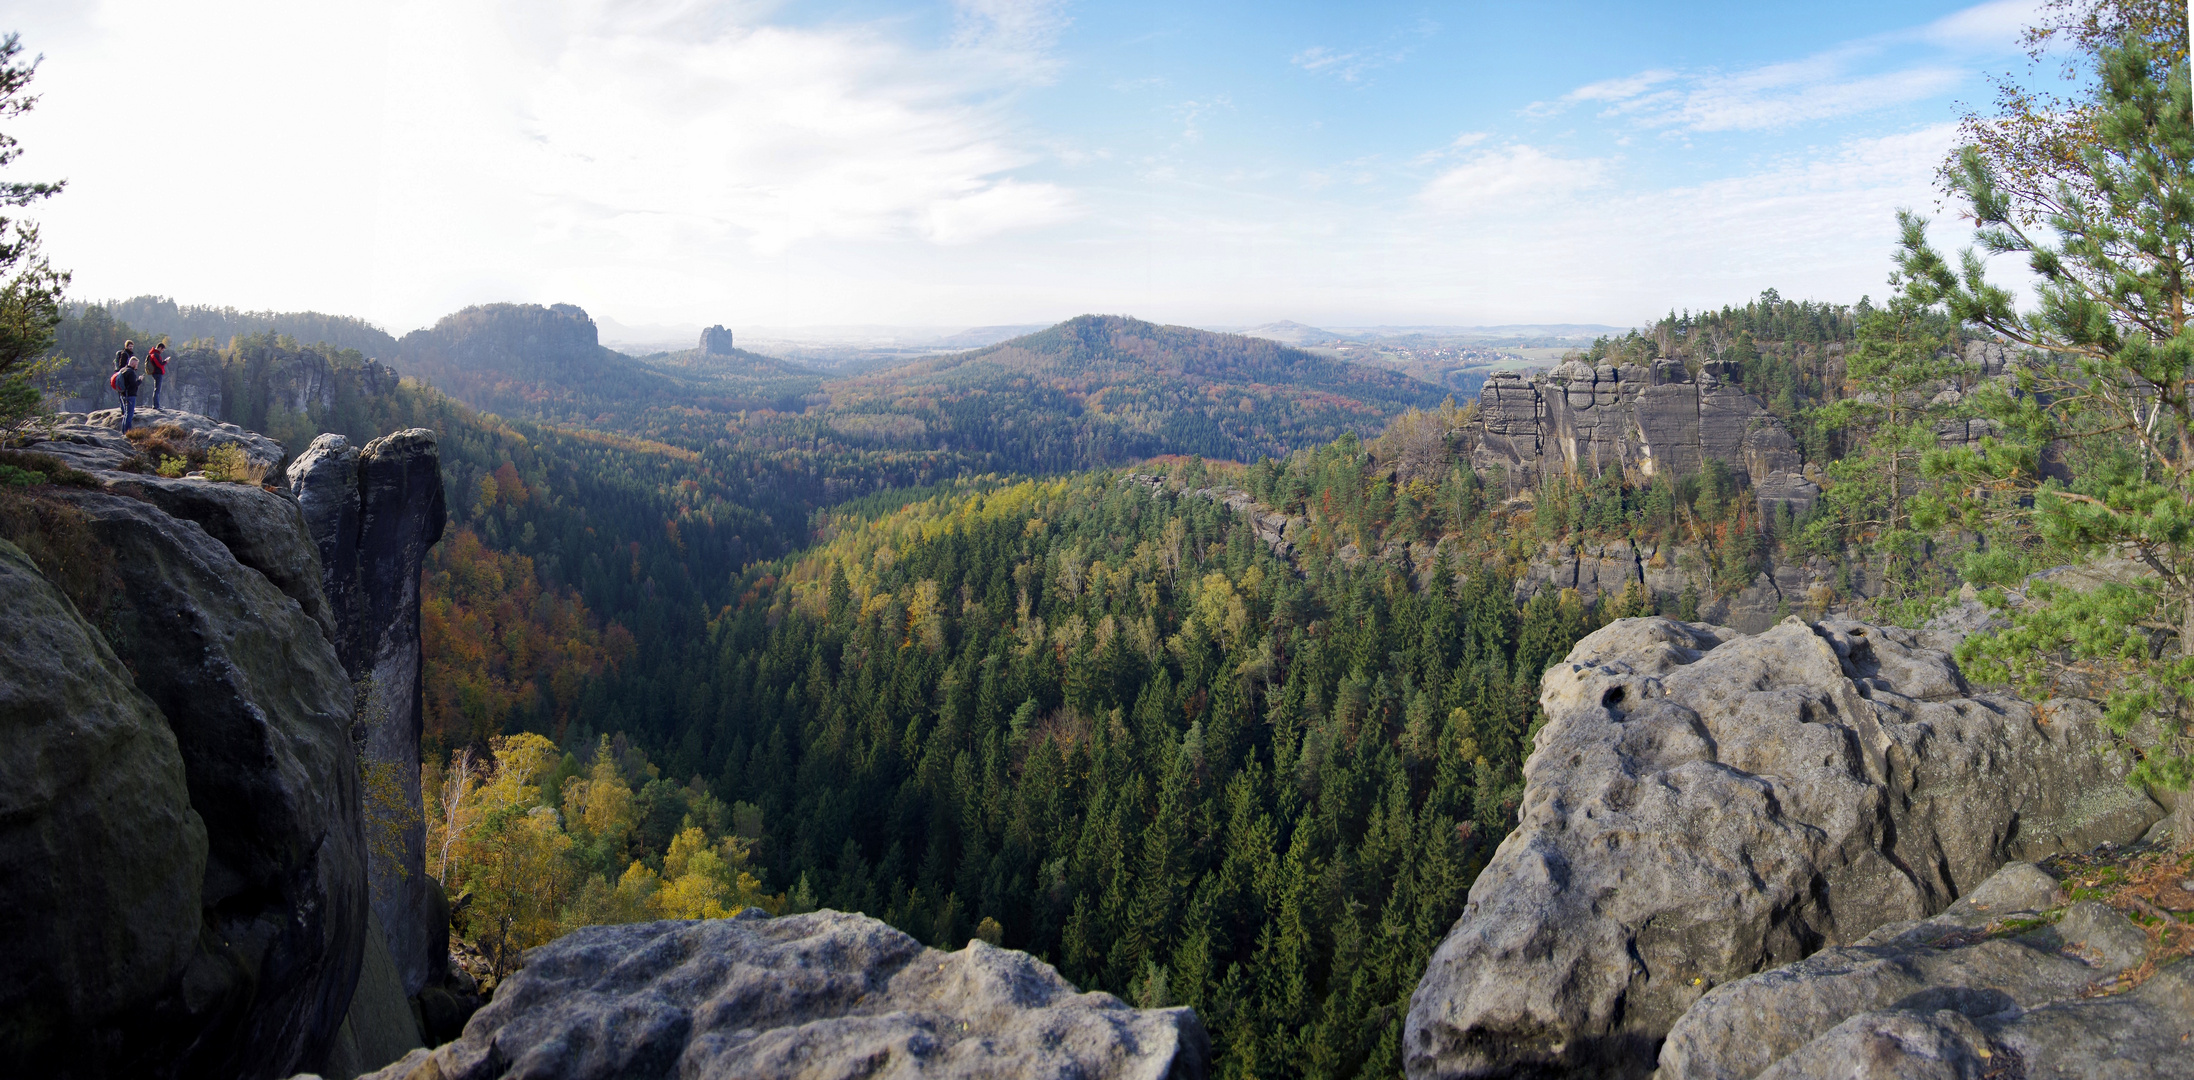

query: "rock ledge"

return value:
[364, 909, 1207, 1080]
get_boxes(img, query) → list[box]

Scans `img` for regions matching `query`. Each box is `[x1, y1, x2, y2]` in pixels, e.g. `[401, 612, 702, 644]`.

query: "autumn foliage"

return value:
[421, 527, 632, 761]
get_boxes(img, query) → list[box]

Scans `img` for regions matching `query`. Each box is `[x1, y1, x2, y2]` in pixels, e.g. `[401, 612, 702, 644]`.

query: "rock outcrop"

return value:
[1660, 861, 2194, 1079]
[1465, 360, 1820, 513]
[361, 909, 1208, 1080]
[34, 409, 288, 479]
[290, 430, 449, 997]
[0, 539, 210, 1077]
[1403, 616, 2164, 1079]
[0, 422, 368, 1079]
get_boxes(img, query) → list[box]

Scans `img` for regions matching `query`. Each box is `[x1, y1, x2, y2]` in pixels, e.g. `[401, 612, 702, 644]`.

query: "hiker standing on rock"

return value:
[112, 355, 142, 431]
[114, 338, 135, 376]
[145, 339, 169, 410]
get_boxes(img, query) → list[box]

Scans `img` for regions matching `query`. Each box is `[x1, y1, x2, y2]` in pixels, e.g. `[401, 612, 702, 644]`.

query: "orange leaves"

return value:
[493, 462, 530, 507]
[422, 526, 617, 753]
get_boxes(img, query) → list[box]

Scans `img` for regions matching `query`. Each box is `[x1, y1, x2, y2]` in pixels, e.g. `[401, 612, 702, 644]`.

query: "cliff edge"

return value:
[0, 411, 446, 1080]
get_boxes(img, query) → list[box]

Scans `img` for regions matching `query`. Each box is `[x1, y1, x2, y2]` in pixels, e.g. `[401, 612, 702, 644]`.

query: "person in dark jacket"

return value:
[115, 356, 143, 431]
[145, 339, 169, 410]
[114, 339, 135, 372]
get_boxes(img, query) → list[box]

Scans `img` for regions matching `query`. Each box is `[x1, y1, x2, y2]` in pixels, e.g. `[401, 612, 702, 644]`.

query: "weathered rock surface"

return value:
[316, 910, 427, 1080]
[0, 539, 210, 1077]
[20, 413, 137, 471]
[1403, 616, 2164, 1079]
[106, 471, 338, 636]
[291, 429, 448, 997]
[362, 909, 1207, 1080]
[1465, 360, 1820, 514]
[1661, 862, 2194, 1079]
[43, 486, 368, 1078]
[0, 443, 369, 1078]
[78, 407, 290, 478]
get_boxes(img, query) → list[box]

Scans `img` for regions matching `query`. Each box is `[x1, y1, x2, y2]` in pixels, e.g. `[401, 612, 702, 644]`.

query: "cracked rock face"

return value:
[1464, 362, 1819, 515]
[1402, 616, 2163, 1080]
[1661, 862, 2194, 1080]
[289, 429, 447, 998]
[361, 910, 1208, 1080]
[0, 471, 367, 1079]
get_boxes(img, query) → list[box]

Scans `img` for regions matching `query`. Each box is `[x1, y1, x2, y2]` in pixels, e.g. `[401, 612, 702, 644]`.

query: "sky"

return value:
[0, 0, 2063, 335]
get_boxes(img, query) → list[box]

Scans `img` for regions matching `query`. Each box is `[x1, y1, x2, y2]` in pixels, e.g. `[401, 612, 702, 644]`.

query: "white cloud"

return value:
[9, 0, 1080, 329]
[1918, 0, 2044, 49]
[1565, 70, 1678, 104]
[1382, 124, 1974, 320]
[1547, 48, 1963, 133]
[1290, 21, 1432, 84]
[1417, 145, 1610, 216]
[1533, 0, 2030, 133]
[951, 0, 1073, 82]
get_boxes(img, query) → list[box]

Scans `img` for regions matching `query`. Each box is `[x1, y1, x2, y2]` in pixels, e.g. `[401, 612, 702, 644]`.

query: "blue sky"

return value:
[2, 0, 2057, 333]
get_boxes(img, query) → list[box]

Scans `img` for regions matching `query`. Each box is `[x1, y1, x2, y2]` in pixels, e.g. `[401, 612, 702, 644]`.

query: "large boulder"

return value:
[1403, 616, 2163, 1079]
[39, 487, 367, 1078]
[290, 429, 447, 997]
[0, 453, 368, 1079]
[0, 539, 210, 1076]
[102, 471, 338, 637]
[362, 910, 1208, 1080]
[1660, 861, 2194, 1079]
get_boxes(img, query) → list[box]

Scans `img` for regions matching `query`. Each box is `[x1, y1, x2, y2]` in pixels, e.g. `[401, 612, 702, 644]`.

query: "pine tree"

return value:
[1901, 28, 2194, 829]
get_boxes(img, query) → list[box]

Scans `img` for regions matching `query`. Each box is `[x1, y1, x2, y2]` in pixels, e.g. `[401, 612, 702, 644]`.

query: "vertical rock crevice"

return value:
[291, 428, 448, 998]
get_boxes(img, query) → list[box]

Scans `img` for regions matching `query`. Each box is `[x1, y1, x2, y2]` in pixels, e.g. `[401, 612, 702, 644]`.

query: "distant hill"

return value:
[393, 303, 824, 422]
[929, 324, 1049, 349]
[382, 308, 1445, 469]
[825, 314, 1448, 466]
[1239, 319, 1346, 346]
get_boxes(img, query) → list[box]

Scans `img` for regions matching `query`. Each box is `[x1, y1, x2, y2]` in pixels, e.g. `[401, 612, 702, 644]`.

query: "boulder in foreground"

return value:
[1661, 860, 2194, 1079]
[363, 909, 1207, 1080]
[1404, 616, 2163, 1079]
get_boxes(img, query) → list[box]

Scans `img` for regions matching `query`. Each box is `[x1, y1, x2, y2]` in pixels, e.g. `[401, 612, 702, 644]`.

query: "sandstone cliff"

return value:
[1403, 616, 2166, 1079]
[1, 416, 366, 1078]
[291, 430, 449, 997]
[1, 412, 447, 1079]
[1659, 861, 2194, 1079]
[1465, 359, 1820, 512]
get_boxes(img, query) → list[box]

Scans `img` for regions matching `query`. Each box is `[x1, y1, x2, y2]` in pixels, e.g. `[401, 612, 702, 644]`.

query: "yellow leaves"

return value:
[907, 579, 946, 652]
[493, 733, 560, 790]
[651, 827, 772, 920]
[563, 754, 636, 845]
[1194, 570, 1250, 649]
[616, 861, 661, 913]
[662, 825, 710, 881]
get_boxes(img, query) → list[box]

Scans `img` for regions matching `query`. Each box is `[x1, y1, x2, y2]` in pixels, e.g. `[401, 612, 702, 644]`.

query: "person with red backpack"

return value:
[145, 339, 169, 410]
[110, 355, 143, 431]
